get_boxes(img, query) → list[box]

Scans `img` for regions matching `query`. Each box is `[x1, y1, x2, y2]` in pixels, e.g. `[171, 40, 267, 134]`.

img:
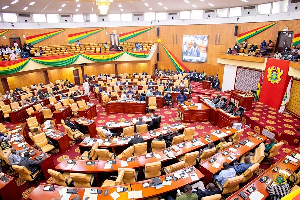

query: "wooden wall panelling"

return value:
[47, 66, 82, 84]
[0, 80, 4, 94]
[83, 63, 115, 76]
[7, 71, 45, 90]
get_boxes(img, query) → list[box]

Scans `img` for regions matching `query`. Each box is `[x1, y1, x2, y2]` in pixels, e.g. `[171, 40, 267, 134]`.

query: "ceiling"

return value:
[0, 0, 279, 15]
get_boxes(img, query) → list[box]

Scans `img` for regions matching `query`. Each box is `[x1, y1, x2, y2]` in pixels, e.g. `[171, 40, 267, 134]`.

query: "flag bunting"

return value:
[26, 29, 66, 45]
[68, 28, 106, 44]
[119, 27, 154, 42]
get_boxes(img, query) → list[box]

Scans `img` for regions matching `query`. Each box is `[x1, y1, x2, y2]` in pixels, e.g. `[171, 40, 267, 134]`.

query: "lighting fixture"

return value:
[242, 0, 248, 2]
[158, 2, 163, 5]
[200, 0, 204, 1]
[209, 3, 214, 6]
[184, 0, 190, 3]
[96, 0, 111, 15]
[120, 8, 123, 11]
[58, 9, 62, 11]
[62, 4, 66, 7]
[145, 3, 149, 6]
[77, 4, 81, 7]
[149, 8, 152, 10]
[23, 7, 28, 10]
[29, 2, 35, 5]
[118, 4, 122, 7]
[164, 7, 168, 9]
[75, 9, 79, 11]
[2, 6, 9, 9]
[76, 0, 79, 2]
[192, 5, 197, 7]
[11, 0, 19, 5]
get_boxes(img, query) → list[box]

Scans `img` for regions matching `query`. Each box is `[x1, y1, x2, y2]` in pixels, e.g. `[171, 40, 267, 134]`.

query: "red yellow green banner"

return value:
[0, 59, 30, 75]
[160, 43, 190, 72]
[119, 27, 154, 42]
[26, 29, 66, 45]
[0, 30, 9, 37]
[31, 54, 79, 67]
[68, 28, 106, 44]
[292, 33, 300, 47]
[237, 22, 277, 43]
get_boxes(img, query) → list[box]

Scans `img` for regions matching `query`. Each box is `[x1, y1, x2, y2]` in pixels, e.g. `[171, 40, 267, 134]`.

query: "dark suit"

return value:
[128, 137, 145, 145]
[149, 117, 161, 130]
[65, 120, 79, 131]
[135, 121, 146, 125]
[193, 188, 220, 200]
[20, 157, 42, 173]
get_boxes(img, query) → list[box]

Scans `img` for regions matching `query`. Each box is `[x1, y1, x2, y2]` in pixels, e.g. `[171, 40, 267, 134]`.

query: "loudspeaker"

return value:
[157, 52, 159, 61]
[157, 27, 160, 37]
[234, 25, 238, 36]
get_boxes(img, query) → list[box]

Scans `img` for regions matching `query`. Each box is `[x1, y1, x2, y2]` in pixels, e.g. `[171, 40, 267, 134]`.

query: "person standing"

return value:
[83, 80, 90, 97]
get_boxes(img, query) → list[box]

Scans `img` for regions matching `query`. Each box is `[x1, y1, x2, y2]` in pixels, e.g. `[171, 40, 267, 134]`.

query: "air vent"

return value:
[244, 6, 256, 10]
[61, 14, 71, 17]
[19, 14, 30, 17]
[168, 13, 177, 15]
[291, 0, 300, 3]
[205, 10, 214, 13]
[98, 15, 107, 17]
[134, 14, 143, 16]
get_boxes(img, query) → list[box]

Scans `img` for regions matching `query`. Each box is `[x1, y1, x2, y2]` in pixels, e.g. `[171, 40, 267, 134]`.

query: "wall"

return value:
[7, 71, 45, 91]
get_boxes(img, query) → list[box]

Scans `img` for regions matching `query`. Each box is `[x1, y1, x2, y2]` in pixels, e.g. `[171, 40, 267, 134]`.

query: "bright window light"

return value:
[191, 10, 203, 19]
[180, 11, 191, 19]
[47, 14, 60, 23]
[109, 14, 120, 22]
[73, 14, 84, 22]
[272, 0, 288, 14]
[3, 13, 17, 22]
[229, 7, 242, 17]
[217, 8, 228, 18]
[0, 15, 2, 22]
[90, 14, 98, 22]
[121, 13, 132, 21]
[156, 12, 167, 20]
[144, 12, 155, 21]
[257, 3, 271, 14]
[33, 14, 46, 22]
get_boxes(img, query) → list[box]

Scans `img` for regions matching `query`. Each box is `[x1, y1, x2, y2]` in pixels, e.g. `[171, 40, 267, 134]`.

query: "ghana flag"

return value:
[0, 59, 30, 75]
[26, 29, 65, 45]
[237, 22, 277, 43]
[68, 28, 105, 44]
[31, 54, 79, 67]
[292, 32, 300, 47]
[119, 27, 154, 42]
[0, 30, 9, 37]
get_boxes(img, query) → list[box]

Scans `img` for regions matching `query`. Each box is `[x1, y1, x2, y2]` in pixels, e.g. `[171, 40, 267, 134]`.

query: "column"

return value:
[81, 65, 85, 83]
[1, 78, 10, 92]
[43, 70, 50, 84]
[115, 63, 118, 76]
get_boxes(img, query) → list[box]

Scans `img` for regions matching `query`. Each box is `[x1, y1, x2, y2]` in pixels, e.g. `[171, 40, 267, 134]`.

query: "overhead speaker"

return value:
[157, 52, 159, 61]
[157, 27, 160, 37]
[234, 25, 238, 36]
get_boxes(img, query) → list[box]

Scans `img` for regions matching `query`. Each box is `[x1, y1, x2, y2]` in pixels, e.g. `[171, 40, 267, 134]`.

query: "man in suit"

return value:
[164, 92, 174, 108]
[154, 89, 162, 96]
[193, 183, 220, 200]
[135, 117, 146, 125]
[65, 117, 80, 131]
[9, 147, 29, 165]
[20, 152, 43, 173]
[150, 114, 161, 130]
[128, 133, 145, 145]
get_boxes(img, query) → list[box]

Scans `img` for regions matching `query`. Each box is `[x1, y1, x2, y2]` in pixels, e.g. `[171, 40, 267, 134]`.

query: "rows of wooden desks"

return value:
[105, 101, 147, 114]
[198, 95, 241, 128]
[74, 117, 97, 138]
[53, 105, 72, 124]
[77, 104, 97, 120]
[177, 103, 211, 123]
[199, 133, 267, 185]
[28, 166, 203, 200]
[228, 150, 300, 200]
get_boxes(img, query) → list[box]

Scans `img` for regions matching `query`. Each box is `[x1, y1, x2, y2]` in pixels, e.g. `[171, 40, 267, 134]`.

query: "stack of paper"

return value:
[65, 164, 75, 170]
[294, 153, 300, 160]
[229, 148, 237, 152]
[279, 169, 291, 177]
[128, 191, 143, 199]
[286, 155, 299, 163]
[249, 191, 264, 200]
[83, 188, 97, 200]
[163, 181, 172, 186]
[103, 142, 111, 146]
[154, 154, 162, 159]
[121, 161, 128, 167]
[212, 162, 220, 168]
[245, 142, 255, 147]
[110, 191, 120, 200]
[104, 163, 112, 169]
[190, 173, 199, 181]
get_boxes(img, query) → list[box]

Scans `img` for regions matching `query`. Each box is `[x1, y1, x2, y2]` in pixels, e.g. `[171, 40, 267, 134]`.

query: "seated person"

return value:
[115, 80, 122, 86]
[260, 40, 267, 50]
[265, 137, 277, 153]
[124, 80, 130, 86]
[135, 117, 146, 125]
[212, 78, 221, 91]
[233, 43, 240, 53]
[20, 152, 43, 173]
[168, 185, 198, 200]
[99, 125, 117, 137]
[138, 93, 146, 101]
[146, 89, 153, 96]
[154, 89, 162, 96]
[164, 86, 171, 92]
[65, 117, 80, 131]
[9, 147, 29, 165]
[232, 156, 253, 174]
[248, 44, 257, 53]
[284, 45, 291, 53]
[227, 48, 233, 54]
[267, 174, 290, 199]
[148, 80, 155, 86]
[31, 96, 38, 103]
[98, 86, 103, 93]
[173, 86, 180, 92]
[182, 87, 189, 93]
[199, 142, 215, 156]
[179, 81, 185, 88]
[215, 138, 227, 151]
[213, 162, 236, 186]
[126, 88, 135, 96]
[193, 183, 220, 200]
[128, 133, 145, 145]
[239, 39, 248, 48]
[120, 92, 127, 101]
[132, 84, 138, 90]
[165, 130, 180, 147]
[177, 92, 187, 105]
[164, 92, 174, 108]
[158, 81, 164, 86]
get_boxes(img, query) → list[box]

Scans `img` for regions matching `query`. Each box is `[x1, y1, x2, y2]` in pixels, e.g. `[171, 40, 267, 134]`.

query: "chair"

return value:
[183, 127, 195, 141]
[49, 97, 57, 104]
[265, 142, 284, 160]
[10, 102, 20, 110]
[70, 103, 79, 115]
[42, 108, 53, 119]
[70, 173, 94, 188]
[47, 169, 72, 186]
[96, 127, 107, 139]
[0, 148, 11, 165]
[81, 142, 99, 160]
[62, 99, 70, 106]
[134, 142, 147, 156]
[136, 124, 148, 133]
[0, 123, 8, 133]
[217, 142, 232, 152]
[77, 100, 86, 108]
[229, 129, 244, 143]
[241, 163, 260, 183]
[148, 97, 157, 111]
[241, 143, 265, 164]
[117, 146, 134, 158]
[201, 194, 222, 200]
[199, 148, 216, 162]
[26, 117, 41, 133]
[180, 151, 199, 167]
[12, 165, 41, 188]
[33, 104, 42, 111]
[102, 168, 137, 187]
[217, 175, 244, 194]
[144, 161, 161, 179]
[32, 132, 55, 153]
[54, 102, 63, 110]
[123, 126, 134, 137]
[64, 125, 83, 141]
[151, 140, 165, 152]
[172, 134, 184, 145]
[1, 105, 11, 118]
[26, 107, 35, 116]
[163, 161, 185, 174]
[94, 149, 115, 160]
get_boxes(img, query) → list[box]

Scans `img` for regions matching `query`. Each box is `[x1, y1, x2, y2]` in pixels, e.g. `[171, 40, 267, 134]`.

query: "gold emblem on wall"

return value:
[267, 66, 283, 84]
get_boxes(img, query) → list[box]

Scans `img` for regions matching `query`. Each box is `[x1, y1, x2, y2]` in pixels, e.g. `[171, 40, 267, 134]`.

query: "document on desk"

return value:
[212, 162, 221, 168]
[286, 155, 299, 163]
[163, 180, 172, 186]
[59, 188, 67, 196]
[110, 191, 120, 200]
[279, 169, 291, 177]
[166, 151, 176, 158]
[154, 154, 162, 159]
[65, 163, 75, 170]
[103, 142, 111, 146]
[121, 160, 128, 167]
[229, 148, 237, 152]
[190, 173, 199, 181]
[128, 191, 143, 199]
[249, 191, 264, 200]
[61, 193, 72, 200]
[294, 153, 300, 160]
[104, 163, 112, 169]
[245, 142, 255, 147]
[83, 188, 97, 200]
[97, 139, 103, 145]
[87, 140, 95, 146]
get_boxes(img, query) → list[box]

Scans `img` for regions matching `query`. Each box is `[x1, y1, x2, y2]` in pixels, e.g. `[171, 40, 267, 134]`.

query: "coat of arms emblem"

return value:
[267, 66, 283, 84]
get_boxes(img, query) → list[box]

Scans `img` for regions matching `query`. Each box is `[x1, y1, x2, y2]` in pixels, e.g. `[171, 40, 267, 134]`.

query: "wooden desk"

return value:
[199, 134, 267, 184]
[53, 106, 72, 124]
[74, 118, 97, 137]
[146, 96, 164, 108]
[0, 110, 4, 123]
[3, 99, 10, 105]
[76, 95, 89, 103]
[202, 80, 211, 89]
[31, 110, 44, 124]
[227, 151, 300, 200]
[9, 103, 33, 123]
[170, 92, 190, 102]
[0, 174, 22, 200]
[230, 90, 253, 111]
[105, 101, 146, 114]
[177, 103, 210, 123]
[78, 104, 97, 119]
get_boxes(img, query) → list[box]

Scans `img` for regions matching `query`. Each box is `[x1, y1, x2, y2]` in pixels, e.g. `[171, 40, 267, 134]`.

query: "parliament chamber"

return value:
[1, 1, 300, 200]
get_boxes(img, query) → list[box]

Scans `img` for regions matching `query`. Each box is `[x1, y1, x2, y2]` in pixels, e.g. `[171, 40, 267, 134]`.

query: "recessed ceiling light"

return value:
[120, 9, 123, 11]
[23, 7, 28, 10]
[77, 4, 81, 7]
[158, 2, 163, 5]
[29, 2, 35, 6]
[11, 0, 19, 5]
[75, 9, 79, 11]
[144, 3, 149, 6]
[200, 0, 204, 1]
[58, 8, 62, 11]
[242, 0, 248, 2]
[184, 0, 190, 3]
[149, 8, 152, 10]
[2, 6, 9, 9]
[164, 7, 168, 9]
[61, 4, 66, 7]
[75, 0, 79, 2]
[118, 4, 122, 7]
[209, 3, 214, 6]
[192, 5, 197, 7]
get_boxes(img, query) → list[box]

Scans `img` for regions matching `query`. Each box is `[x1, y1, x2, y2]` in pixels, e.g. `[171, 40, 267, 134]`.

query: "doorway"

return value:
[73, 69, 80, 85]
[275, 31, 294, 53]
[9, 37, 22, 49]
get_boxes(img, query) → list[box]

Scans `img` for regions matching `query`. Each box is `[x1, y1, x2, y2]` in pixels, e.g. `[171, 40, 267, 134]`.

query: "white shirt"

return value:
[83, 82, 89, 89]
[9, 53, 17, 60]
[100, 128, 112, 137]
[120, 94, 127, 101]
[14, 42, 18, 48]
[180, 82, 185, 87]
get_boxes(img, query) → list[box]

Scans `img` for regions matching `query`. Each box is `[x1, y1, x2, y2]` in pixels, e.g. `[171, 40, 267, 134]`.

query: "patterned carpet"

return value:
[2, 82, 300, 199]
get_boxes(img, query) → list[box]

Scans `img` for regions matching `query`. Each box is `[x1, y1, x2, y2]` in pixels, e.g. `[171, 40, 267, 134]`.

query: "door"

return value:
[9, 37, 22, 49]
[275, 31, 294, 53]
[73, 69, 80, 85]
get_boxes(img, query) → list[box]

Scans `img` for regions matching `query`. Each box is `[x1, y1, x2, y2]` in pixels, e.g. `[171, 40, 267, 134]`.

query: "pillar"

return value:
[1, 78, 10, 92]
[115, 63, 118, 76]
[81, 65, 85, 84]
[43, 70, 50, 84]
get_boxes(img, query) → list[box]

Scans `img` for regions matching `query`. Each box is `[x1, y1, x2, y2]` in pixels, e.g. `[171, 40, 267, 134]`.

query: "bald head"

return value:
[270, 138, 276, 143]
[220, 138, 225, 143]
[207, 183, 215, 191]
[208, 143, 215, 148]
[244, 156, 251, 164]
[72, 196, 81, 200]
[223, 162, 229, 169]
